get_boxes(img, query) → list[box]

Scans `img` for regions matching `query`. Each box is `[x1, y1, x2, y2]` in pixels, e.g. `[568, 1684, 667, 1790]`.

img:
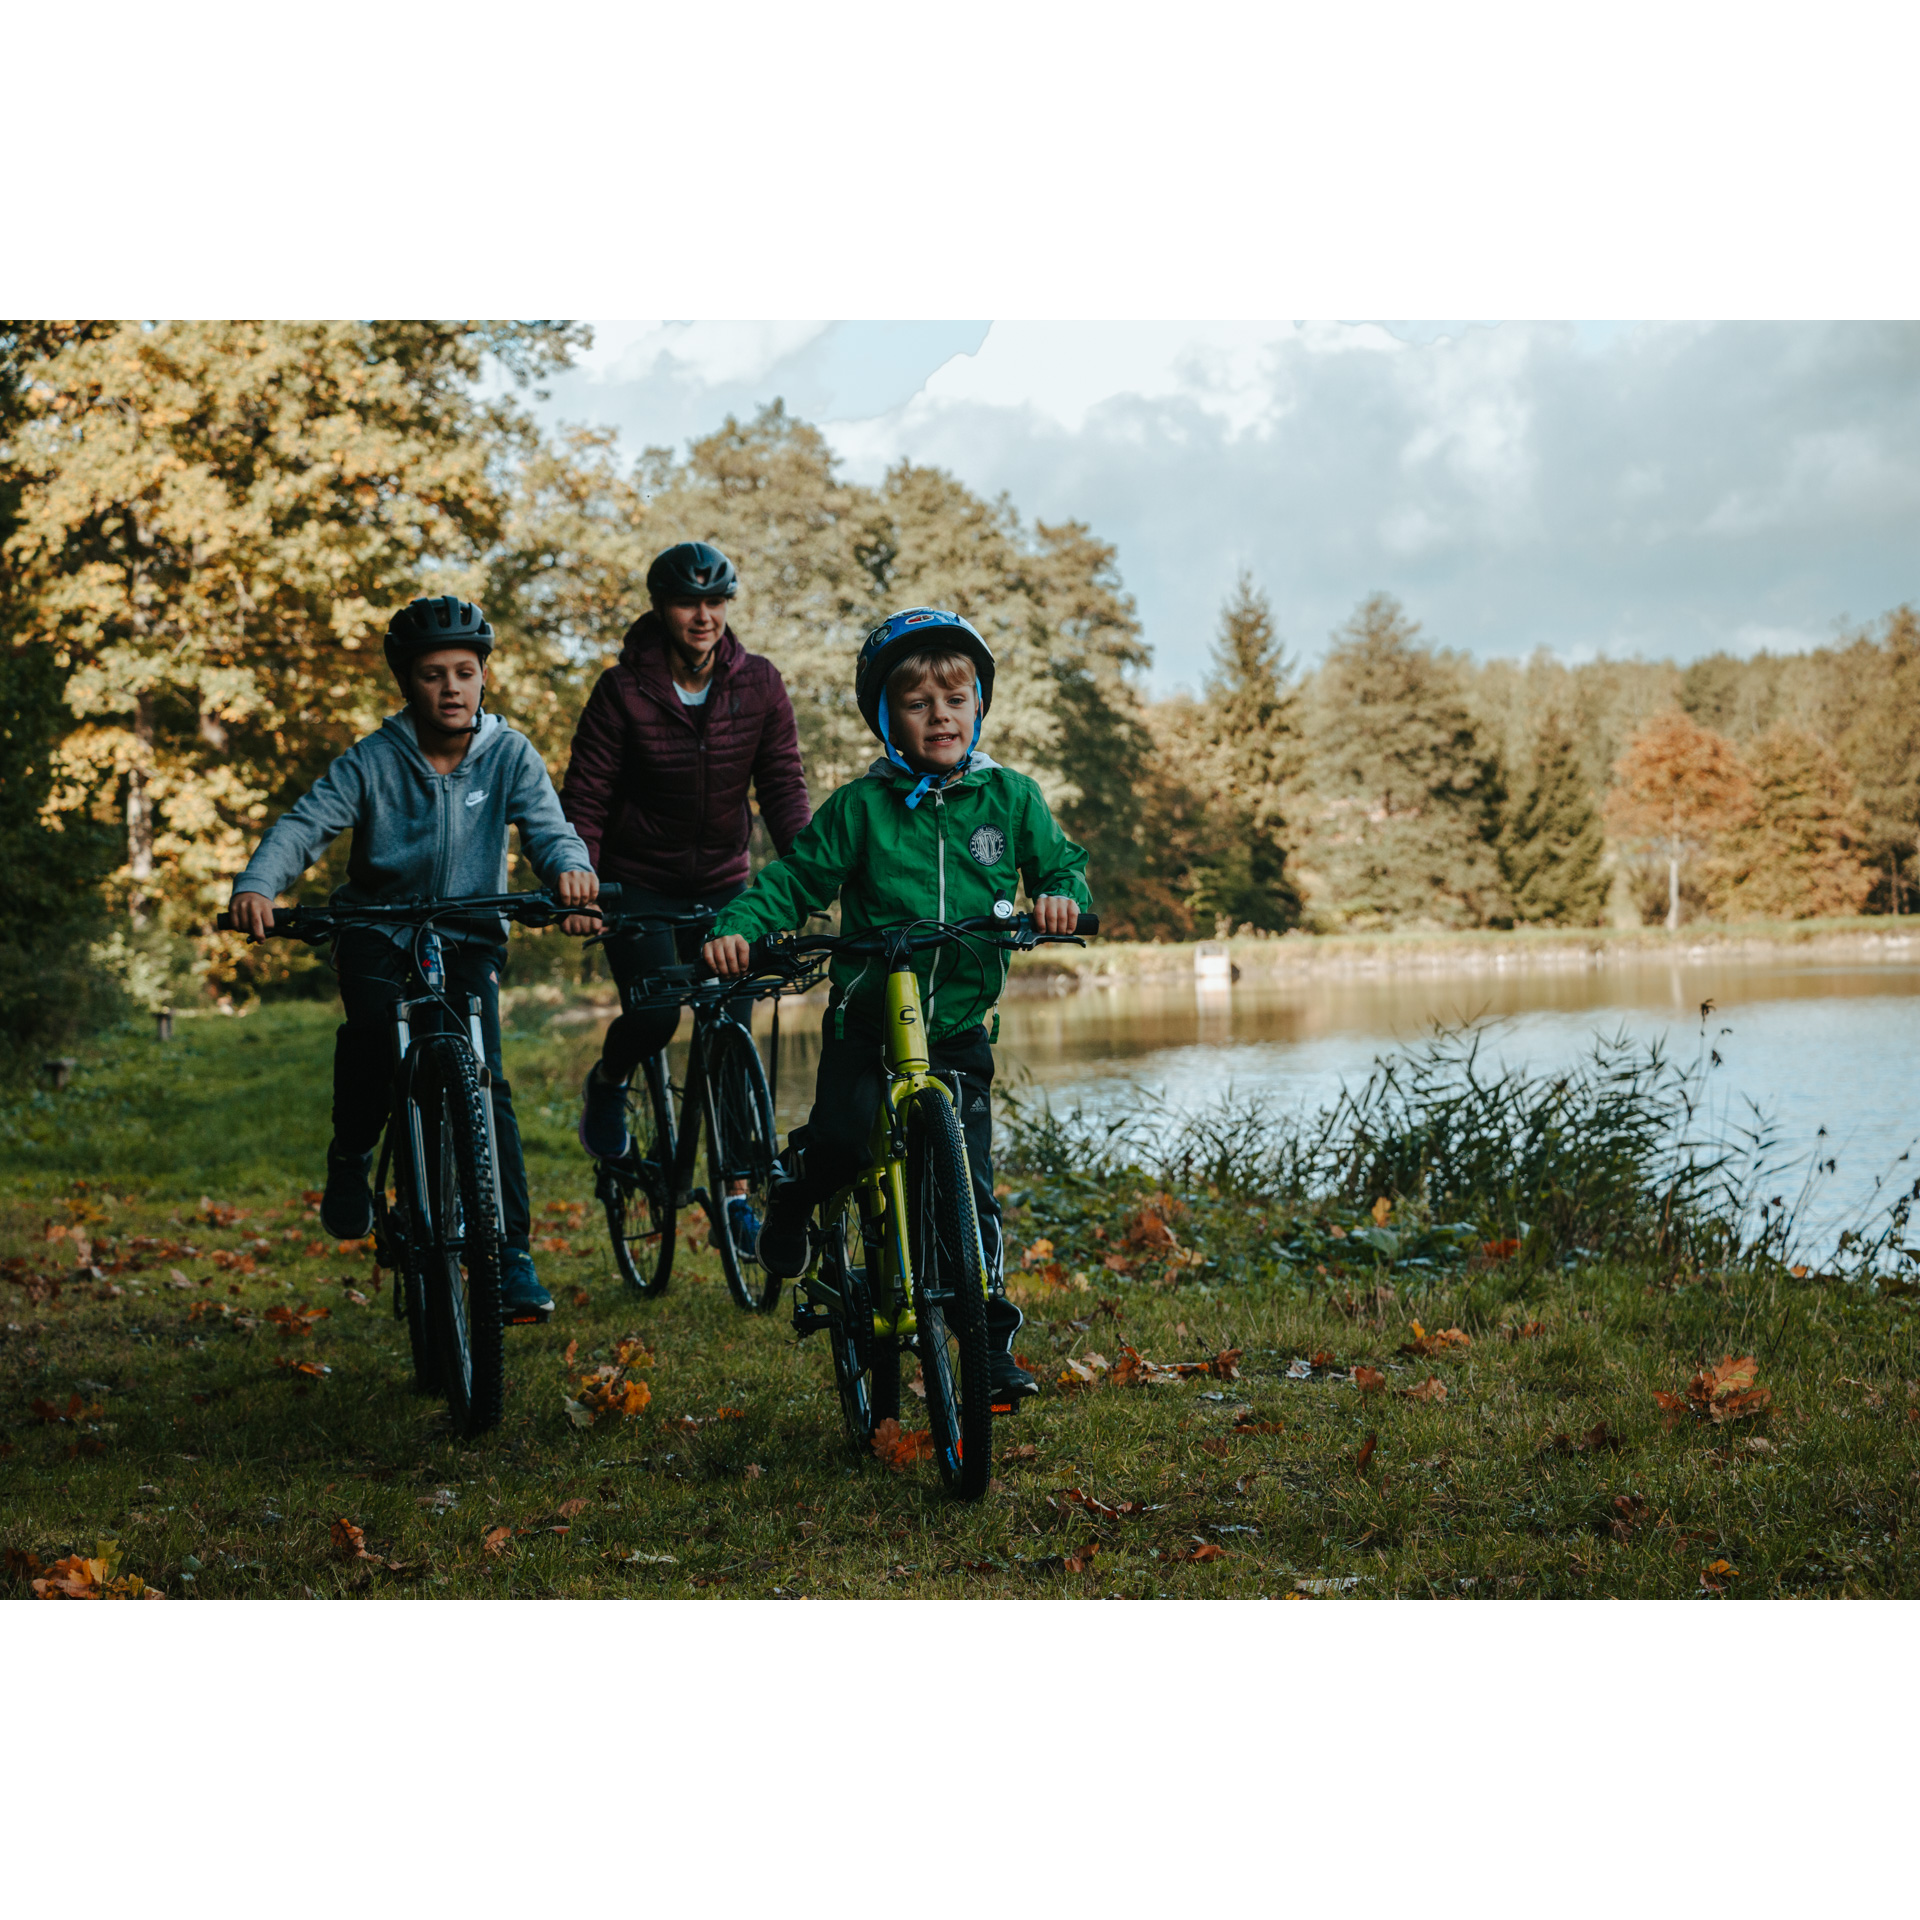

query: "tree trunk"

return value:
[127, 695, 155, 928]
[1666, 850, 1680, 931]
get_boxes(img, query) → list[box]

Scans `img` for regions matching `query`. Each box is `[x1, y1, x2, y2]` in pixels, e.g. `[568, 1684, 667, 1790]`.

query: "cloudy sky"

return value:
[533, 321, 1920, 694]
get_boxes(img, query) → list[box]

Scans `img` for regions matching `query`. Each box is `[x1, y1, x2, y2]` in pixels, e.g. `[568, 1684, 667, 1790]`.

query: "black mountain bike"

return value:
[586, 906, 823, 1315]
[218, 887, 600, 1438]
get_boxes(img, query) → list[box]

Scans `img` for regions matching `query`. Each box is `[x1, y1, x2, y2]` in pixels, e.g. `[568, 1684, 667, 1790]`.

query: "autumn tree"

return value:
[1716, 725, 1872, 920]
[3, 320, 587, 978]
[1498, 712, 1609, 926]
[1297, 594, 1506, 929]
[1604, 708, 1754, 928]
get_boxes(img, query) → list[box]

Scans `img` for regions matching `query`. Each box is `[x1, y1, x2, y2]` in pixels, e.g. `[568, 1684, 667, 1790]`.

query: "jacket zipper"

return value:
[929, 789, 947, 1027]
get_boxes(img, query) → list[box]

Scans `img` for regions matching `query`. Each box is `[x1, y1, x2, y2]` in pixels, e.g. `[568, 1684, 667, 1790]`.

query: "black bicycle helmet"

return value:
[646, 540, 738, 602]
[854, 607, 996, 744]
[383, 595, 495, 679]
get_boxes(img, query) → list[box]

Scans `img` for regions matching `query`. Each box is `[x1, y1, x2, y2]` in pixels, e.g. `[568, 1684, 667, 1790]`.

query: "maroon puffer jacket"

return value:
[560, 613, 812, 893]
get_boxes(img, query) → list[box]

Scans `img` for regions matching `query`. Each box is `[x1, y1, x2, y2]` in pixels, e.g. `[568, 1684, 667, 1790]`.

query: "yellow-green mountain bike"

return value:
[758, 911, 1096, 1501]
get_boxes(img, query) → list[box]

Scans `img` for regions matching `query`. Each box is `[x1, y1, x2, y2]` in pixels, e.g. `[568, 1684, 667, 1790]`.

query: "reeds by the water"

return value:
[1004, 1025, 1912, 1279]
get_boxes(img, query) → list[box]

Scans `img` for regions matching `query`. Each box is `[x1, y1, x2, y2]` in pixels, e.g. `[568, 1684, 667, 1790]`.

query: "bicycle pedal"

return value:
[505, 1307, 553, 1327]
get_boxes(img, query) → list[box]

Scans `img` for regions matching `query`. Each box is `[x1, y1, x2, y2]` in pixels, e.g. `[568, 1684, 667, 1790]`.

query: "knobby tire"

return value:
[703, 1022, 783, 1314]
[605, 1053, 677, 1298]
[904, 1087, 992, 1500]
[415, 1036, 505, 1438]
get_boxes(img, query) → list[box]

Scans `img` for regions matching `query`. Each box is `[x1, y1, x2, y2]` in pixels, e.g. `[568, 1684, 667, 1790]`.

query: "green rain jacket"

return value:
[711, 751, 1092, 1042]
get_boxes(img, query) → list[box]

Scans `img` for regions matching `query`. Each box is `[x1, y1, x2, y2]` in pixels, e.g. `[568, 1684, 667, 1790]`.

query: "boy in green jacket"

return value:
[703, 607, 1090, 1403]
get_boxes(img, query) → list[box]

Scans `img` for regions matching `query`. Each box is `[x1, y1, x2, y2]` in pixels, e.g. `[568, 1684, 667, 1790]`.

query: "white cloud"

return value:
[541, 319, 1920, 692]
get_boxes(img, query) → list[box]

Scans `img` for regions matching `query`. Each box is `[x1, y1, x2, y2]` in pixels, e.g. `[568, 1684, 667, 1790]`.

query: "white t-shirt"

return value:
[674, 680, 712, 707]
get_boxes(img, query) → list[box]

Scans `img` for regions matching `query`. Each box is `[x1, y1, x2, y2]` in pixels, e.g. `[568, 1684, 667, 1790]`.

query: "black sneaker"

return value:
[500, 1248, 554, 1324]
[319, 1146, 374, 1240]
[756, 1188, 812, 1280]
[988, 1350, 1039, 1405]
[578, 1064, 631, 1161]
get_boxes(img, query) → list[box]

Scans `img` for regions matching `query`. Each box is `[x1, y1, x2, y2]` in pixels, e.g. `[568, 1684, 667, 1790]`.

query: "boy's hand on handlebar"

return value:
[230, 891, 276, 941]
[556, 868, 600, 936]
[702, 933, 751, 978]
[1032, 894, 1079, 935]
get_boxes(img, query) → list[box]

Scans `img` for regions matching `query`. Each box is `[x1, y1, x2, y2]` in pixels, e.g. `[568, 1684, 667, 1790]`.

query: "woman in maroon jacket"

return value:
[562, 541, 812, 1184]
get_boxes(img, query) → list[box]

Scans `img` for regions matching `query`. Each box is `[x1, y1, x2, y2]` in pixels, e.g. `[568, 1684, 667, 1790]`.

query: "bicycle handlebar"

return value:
[216, 882, 634, 940]
[769, 911, 1098, 964]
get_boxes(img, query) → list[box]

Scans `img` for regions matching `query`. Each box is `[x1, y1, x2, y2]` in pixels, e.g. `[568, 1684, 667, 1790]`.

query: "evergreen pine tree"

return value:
[1184, 573, 1302, 932]
[1498, 713, 1609, 925]
[1299, 594, 1507, 929]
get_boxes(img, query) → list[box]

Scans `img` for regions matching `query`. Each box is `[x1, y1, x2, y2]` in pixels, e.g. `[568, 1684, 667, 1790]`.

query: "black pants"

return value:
[787, 1016, 1021, 1355]
[597, 883, 745, 1085]
[331, 930, 530, 1253]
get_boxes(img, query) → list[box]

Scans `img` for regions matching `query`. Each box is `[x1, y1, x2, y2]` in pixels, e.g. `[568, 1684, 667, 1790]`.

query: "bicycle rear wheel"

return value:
[702, 1020, 783, 1314]
[903, 1087, 992, 1500]
[821, 1197, 900, 1456]
[603, 1053, 677, 1297]
[415, 1036, 506, 1438]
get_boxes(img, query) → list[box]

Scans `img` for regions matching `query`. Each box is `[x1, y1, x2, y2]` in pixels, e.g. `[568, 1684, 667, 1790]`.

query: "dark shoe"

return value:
[578, 1063, 631, 1161]
[500, 1248, 554, 1324]
[725, 1193, 763, 1264]
[756, 1187, 811, 1280]
[320, 1146, 374, 1240]
[989, 1349, 1039, 1405]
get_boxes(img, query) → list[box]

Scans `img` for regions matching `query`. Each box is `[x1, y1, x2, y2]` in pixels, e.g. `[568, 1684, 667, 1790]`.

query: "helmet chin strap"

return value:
[879, 685, 981, 812]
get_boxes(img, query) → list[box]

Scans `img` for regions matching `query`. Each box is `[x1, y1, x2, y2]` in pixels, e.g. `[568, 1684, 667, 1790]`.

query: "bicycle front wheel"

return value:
[904, 1087, 992, 1500]
[702, 1021, 783, 1314]
[604, 1053, 677, 1298]
[415, 1036, 506, 1438]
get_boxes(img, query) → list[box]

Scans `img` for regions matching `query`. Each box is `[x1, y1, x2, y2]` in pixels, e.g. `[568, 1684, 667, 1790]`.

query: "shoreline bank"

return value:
[1006, 917, 1920, 993]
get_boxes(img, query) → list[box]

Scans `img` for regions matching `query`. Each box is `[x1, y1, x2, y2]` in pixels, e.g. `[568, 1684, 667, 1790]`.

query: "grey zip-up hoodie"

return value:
[230, 710, 591, 945]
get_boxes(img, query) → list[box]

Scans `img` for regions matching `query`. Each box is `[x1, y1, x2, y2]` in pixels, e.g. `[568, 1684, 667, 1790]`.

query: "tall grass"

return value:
[1003, 1027, 1819, 1274]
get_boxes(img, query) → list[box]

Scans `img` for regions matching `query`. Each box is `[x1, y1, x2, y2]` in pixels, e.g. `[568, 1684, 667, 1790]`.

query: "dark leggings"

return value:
[786, 1016, 1020, 1352]
[597, 883, 744, 1085]
[330, 929, 530, 1253]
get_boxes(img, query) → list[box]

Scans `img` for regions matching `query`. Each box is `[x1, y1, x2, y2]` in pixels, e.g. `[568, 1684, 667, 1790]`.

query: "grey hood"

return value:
[232, 708, 591, 943]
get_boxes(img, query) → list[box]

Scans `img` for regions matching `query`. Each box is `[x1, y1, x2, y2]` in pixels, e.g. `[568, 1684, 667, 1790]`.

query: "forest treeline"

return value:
[1, 320, 1913, 1053]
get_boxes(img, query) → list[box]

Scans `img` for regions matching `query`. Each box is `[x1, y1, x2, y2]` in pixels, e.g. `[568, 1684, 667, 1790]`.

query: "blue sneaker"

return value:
[501, 1248, 554, 1324]
[578, 1064, 630, 1161]
[726, 1193, 763, 1264]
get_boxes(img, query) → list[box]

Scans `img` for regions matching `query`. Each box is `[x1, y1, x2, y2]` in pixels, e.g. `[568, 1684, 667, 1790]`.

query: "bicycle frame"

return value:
[810, 952, 989, 1348]
[616, 996, 751, 1213]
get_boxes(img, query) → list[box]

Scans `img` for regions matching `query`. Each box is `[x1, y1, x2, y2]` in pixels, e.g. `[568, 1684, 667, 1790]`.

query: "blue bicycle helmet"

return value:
[854, 608, 997, 809]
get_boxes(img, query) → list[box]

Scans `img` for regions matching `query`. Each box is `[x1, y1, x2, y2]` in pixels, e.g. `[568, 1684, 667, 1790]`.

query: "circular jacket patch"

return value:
[967, 824, 1007, 866]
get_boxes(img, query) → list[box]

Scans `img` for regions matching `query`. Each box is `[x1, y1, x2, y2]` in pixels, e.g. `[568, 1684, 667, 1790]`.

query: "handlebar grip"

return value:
[1075, 914, 1099, 937]
[217, 908, 300, 934]
[596, 882, 622, 912]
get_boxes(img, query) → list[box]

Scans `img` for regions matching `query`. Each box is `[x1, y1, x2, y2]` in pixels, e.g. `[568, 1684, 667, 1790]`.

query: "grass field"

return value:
[2, 1001, 1916, 1600]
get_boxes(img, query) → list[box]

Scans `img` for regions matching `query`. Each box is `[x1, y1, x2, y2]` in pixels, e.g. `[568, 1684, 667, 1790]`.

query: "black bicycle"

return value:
[217, 887, 600, 1438]
[585, 906, 825, 1315]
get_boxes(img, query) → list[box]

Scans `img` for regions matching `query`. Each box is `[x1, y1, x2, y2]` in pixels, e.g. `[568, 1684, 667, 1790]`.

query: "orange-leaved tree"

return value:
[1604, 708, 1754, 928]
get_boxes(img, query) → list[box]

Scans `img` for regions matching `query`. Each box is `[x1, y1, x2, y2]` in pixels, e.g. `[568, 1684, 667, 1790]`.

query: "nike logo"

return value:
[464, 789, 489, 808]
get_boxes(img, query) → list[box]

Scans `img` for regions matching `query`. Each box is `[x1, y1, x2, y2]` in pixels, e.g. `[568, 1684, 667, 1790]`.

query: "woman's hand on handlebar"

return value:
[557, 868, 601, 936]
[230, 892, 276, 941]
[702, 933, 751, 978]
[1032, 894, 1080, 936]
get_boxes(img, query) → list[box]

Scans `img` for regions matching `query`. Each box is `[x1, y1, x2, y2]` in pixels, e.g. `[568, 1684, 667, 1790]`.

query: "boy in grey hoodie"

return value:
[230, 595, 597, 1320]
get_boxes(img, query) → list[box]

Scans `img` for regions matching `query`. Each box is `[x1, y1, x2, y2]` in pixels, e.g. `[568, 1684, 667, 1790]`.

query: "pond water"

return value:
[725, 955, 1920, 1256]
